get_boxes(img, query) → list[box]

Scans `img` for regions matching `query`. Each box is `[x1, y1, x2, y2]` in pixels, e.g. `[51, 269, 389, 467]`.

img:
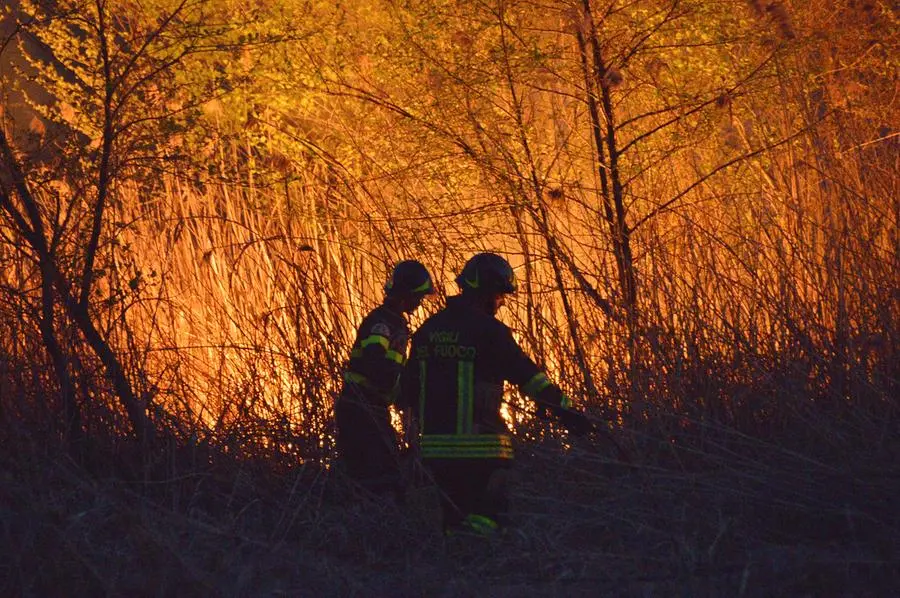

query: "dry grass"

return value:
[1, 408, 896, 597]
[1, 4, 897, 590]
[0, 144, 896, 593]
[1, 142, 897, 594]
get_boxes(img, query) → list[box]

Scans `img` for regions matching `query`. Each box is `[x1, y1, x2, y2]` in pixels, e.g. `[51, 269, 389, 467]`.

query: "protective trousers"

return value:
[335, 392, 400, 496]
[424, 458, 511, 534]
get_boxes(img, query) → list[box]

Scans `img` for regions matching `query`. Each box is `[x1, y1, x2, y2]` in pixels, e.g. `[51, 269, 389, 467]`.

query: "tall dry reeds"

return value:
[0, 0, 897, 592]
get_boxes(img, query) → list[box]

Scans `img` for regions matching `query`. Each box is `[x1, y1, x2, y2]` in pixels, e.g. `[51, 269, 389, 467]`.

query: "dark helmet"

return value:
[455, 252, 517, 295]
[385, 260, 435, 296]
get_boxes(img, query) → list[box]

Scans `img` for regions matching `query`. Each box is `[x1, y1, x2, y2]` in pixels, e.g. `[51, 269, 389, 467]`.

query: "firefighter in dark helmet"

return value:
[399, 252, 591, 534]
[335, 260, 435, 495]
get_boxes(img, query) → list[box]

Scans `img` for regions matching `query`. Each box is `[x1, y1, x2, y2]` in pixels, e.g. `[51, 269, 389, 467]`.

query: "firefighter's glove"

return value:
[557, 408, 593, 436]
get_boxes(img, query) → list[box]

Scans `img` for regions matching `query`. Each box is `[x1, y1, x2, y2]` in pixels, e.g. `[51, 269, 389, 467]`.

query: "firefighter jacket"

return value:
[399, 295, 572, 460]
[342, 303, 410, 406]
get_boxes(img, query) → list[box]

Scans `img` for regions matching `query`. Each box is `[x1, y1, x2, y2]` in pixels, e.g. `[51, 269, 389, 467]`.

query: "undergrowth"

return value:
[1, 379, 897, 597]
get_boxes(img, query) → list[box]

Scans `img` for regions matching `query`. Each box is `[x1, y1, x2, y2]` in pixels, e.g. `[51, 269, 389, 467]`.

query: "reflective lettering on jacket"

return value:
[400, 295, 571, 460]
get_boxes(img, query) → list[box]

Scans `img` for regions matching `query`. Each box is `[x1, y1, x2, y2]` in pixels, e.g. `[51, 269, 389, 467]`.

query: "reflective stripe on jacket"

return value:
[420, 433, 514, 459]
[342, 304, 410, 405]
[400, 295, 570, 459]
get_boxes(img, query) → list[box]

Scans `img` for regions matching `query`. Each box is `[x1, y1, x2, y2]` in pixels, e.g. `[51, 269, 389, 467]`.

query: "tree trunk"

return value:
[578, 0, 638, 320]
[0, 128, 154, 446]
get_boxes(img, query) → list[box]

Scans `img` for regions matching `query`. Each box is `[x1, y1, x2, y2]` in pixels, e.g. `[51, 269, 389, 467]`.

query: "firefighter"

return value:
[335, 260, 435, 495]
[399, 252, 591, 535]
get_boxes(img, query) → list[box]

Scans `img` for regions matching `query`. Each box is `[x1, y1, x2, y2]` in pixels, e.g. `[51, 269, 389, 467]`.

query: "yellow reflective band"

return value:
[422, 434, 513, 447]
[343, 371, 393, 402]
[421, 434, 513, 458]
[522, 372, 551, 397]
[360, 335, 390, 350]
[385, 349, 406, 365]
[343, 371, 369, 386]
[412, 279, 432, 293]
[421, 443, 512, 452]
[456, 361, 474, 434]
[456, 363, 464, 432]
[350, 348, 362, 359]
[421, 446, 514, 459]
[464, 514, 498, 534]
[561, 394, 573, 409]
[421, 442, 512, 450]
[465, 363, 474, 431]
[418, 361, 427, 434]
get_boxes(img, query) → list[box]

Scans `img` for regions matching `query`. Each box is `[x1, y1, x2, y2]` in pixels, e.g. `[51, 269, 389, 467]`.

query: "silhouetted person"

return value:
[400, 252, 590, 534]
[335, 260, 435, 496]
